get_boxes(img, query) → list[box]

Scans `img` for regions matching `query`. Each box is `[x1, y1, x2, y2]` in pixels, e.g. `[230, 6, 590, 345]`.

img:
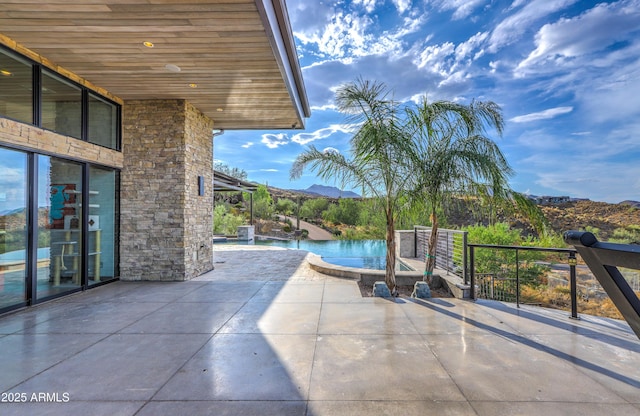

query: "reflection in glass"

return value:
[37, 156, 82, 299]
[0, 48, 33, 124]
[88, 166, 118, 285]
[41, 70, 82, 139]
[0, 147, 28, 310]
[88, 93, 118, 150]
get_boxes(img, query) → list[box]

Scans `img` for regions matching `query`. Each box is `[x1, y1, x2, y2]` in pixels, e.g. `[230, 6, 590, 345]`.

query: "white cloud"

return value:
[516, 0, 640, 75]
[294, 11, 375, 59]
[261, 133, 289, 149]
[292, 2, 424, 62]
[508, 0, 527, 9]
[310, 103, 338, 112]
[291, 124, 355, 146]
[323, 147, 340, 154]
[408, 30, 490, 96]
[391, 0, 412, 14]
[455, 32, 488, 62]
[353, 0, 379, 13]
[241, 142, 254, 148]
[392, 15, 427, 42]
[414, 42, 455, 74]
[432, 0, 487, 20]
[488, 0, 579, 53]
[260, 169, 279, 172]
[510, 106, 573, 123]
[489, 60, 500, 74]
[437, 70, 469, 89]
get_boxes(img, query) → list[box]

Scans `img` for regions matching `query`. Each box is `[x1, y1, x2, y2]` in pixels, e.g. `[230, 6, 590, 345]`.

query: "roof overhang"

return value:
[0, 0, 310, 130]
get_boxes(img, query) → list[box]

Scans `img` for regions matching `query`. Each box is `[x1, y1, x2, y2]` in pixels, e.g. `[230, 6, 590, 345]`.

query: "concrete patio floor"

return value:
[0, 245, 639, 416]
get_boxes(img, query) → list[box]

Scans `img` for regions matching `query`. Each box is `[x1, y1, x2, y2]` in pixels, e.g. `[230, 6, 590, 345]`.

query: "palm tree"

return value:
[290, 78, 410, 294]
[404, 98, 521, 285]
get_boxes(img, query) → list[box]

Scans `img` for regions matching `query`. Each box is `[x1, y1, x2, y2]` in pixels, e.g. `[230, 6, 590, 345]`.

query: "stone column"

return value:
[120, 100, 214, 281]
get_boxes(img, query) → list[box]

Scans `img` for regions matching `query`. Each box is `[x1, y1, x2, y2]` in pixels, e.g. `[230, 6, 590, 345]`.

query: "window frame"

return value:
[0, 44, 121, 151]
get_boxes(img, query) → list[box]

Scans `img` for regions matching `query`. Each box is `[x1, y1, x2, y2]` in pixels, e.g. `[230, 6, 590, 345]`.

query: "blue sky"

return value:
[214, 0, 640, 203]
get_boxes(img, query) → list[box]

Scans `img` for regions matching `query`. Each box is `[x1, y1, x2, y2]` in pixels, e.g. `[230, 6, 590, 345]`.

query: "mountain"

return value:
[296, 184, 361, 199]
[620, 200, 640, 209]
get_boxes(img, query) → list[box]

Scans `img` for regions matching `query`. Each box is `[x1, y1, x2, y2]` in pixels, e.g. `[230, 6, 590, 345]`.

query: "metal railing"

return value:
[468, 244, 580, 319]
[414, 226, 467, 281]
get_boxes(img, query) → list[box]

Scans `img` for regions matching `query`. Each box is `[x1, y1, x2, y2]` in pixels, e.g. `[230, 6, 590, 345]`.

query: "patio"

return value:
[0, 245, 638, 416]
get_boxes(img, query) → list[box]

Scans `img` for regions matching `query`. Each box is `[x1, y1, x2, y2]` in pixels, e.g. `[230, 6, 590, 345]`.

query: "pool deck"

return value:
[0, 245, 639, 415]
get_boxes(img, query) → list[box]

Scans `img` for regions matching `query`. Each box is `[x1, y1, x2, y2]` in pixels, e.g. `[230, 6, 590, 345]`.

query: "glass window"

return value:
[0, 48, 33, 124]
[88, 166, 118, 285]
[0, 147, 28, 310]
[37, 156, 83, 299]
[41, 70, 82, 139]
[88, 93, 118, 150]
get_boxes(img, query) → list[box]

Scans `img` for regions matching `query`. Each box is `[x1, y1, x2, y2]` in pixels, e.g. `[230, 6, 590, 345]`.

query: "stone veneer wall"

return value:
[184, 101, 215, 278]
[120, 100, 214, 281]
[0, 118, 123, 168]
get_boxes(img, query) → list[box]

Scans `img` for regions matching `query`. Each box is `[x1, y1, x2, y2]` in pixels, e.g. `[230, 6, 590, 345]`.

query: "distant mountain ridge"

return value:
[294, 184, 361, 199]
[620, 200, 640, 209]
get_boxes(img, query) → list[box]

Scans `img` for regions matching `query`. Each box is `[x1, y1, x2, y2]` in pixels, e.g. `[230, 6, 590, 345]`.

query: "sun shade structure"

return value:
[213, 170, 258, 225]
[0, 0, 310, 129]
[213, 170, 259, 193]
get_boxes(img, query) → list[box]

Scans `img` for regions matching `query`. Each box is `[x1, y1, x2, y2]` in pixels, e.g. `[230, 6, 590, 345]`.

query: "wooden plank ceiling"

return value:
[0, 0, 309, 130]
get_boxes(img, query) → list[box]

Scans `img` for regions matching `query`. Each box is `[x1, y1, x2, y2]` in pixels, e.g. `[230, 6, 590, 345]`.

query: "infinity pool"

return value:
[216, 239, 412, 271]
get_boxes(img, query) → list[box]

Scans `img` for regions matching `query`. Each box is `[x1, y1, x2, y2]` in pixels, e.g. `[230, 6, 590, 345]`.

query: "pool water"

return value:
[216, 239, 413, 271]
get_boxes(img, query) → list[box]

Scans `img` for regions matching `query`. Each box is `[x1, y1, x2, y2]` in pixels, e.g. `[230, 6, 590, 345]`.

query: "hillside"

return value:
[539, 200, 640, 240]
[225, 184, 640, 242]
[444, 199, 640, 241]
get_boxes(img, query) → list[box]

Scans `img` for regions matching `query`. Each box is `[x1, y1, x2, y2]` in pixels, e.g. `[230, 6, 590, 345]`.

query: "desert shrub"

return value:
[465, 222, 547, 287]
[337, 225, 385, 240]
[610, 226, 640, 244]
[322, 199, 360, 225]
[300, 198, 329, 219]
[275, 198, 297, 216]
[213, 204, 246, 235]
[520, 285, 628, 320]
[248, 185, 274, 220]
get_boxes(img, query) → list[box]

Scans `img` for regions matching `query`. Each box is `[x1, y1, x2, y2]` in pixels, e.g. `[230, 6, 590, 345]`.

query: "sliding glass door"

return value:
[0, 146, 119, 311]
[37, 156, 83, 300]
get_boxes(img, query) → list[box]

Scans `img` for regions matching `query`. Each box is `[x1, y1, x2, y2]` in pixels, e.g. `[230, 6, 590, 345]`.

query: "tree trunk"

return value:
[385, 205, 397, 295]
[424, 210, 438, 287]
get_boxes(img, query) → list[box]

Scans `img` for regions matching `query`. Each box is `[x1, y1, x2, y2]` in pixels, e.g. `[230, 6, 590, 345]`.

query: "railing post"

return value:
[470, 245, 475, 300]
[569, 251, 579, 320]
[463, 231, 468, 285]
[515, 248, 520, 308]
[446, 230, 450, 275]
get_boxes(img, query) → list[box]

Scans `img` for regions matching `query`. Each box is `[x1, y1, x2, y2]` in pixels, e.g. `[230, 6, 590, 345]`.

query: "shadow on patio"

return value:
[0, 246, 638, 415]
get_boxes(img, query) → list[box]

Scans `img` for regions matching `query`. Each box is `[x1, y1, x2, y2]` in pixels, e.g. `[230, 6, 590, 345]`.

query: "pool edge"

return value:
[306, 253, 425, 285]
